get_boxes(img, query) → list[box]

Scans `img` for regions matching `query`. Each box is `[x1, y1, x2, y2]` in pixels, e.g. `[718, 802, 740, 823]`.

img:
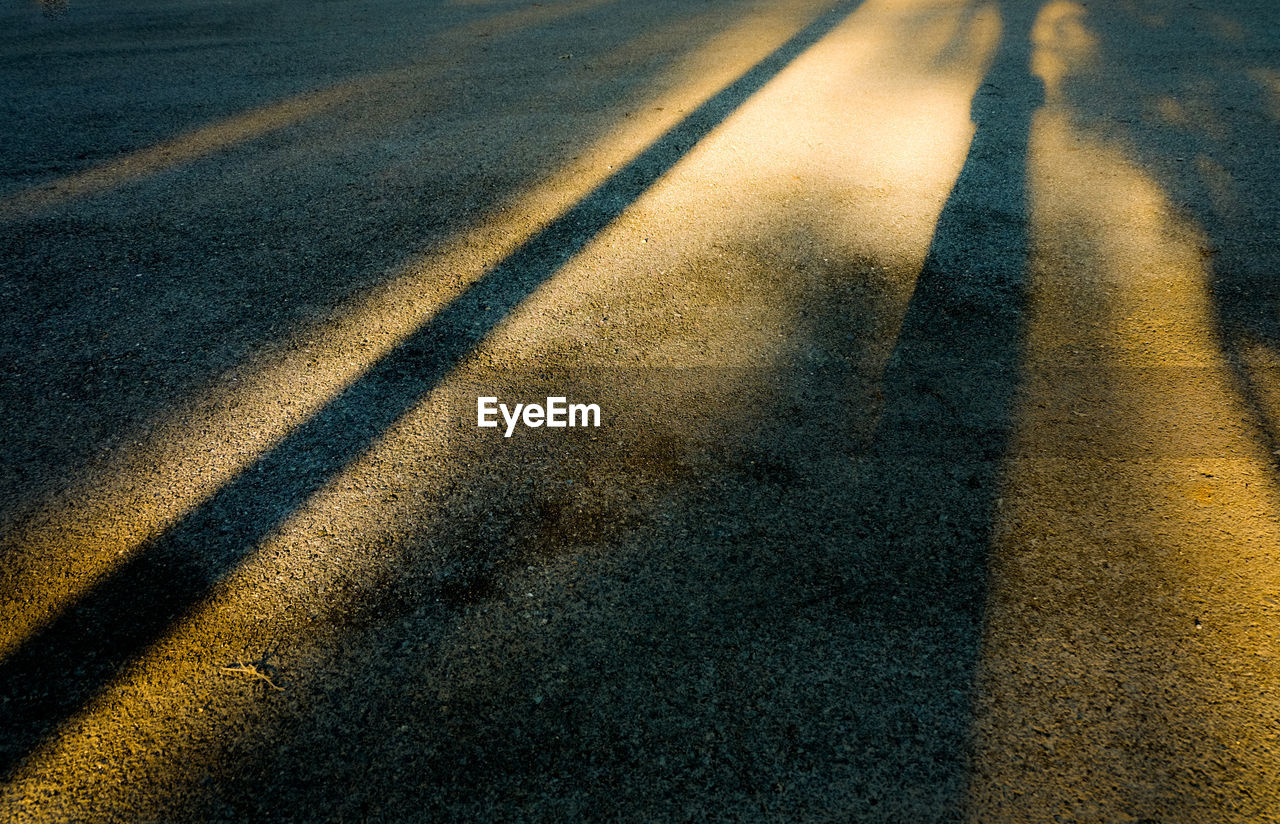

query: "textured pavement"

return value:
[2, 0, 1279, 821]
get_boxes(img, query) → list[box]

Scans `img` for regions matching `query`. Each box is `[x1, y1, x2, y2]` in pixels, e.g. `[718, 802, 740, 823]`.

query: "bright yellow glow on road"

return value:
[969, 4, 1280, 820]
[1029, 0, 1095, 99]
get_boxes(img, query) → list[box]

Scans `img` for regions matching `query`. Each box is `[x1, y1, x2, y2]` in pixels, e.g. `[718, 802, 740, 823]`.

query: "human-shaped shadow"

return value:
[821, 0, 1042, 809]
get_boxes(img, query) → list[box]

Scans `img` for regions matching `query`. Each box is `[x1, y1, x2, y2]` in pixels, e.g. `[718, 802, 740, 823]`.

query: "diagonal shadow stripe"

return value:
[0, 0, 866, 778]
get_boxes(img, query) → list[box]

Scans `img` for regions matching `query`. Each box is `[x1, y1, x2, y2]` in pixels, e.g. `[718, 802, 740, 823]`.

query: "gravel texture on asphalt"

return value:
[2, 0, 1279, 821]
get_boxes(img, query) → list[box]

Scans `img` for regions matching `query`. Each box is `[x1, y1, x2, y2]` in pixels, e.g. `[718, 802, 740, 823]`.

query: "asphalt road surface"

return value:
[2, 0, 1279, 821]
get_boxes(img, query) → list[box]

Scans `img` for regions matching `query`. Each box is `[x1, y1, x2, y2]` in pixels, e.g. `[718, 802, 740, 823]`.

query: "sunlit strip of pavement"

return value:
[968, 3, 1280, 820]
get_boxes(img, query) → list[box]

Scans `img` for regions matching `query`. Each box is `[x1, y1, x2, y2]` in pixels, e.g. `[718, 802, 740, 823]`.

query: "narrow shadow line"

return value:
[0, 0, 865, 778]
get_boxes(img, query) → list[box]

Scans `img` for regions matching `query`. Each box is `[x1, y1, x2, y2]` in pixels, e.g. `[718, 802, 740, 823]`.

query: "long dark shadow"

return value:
[0, 0, 866, 779]
[823, 0, 1040, 809]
